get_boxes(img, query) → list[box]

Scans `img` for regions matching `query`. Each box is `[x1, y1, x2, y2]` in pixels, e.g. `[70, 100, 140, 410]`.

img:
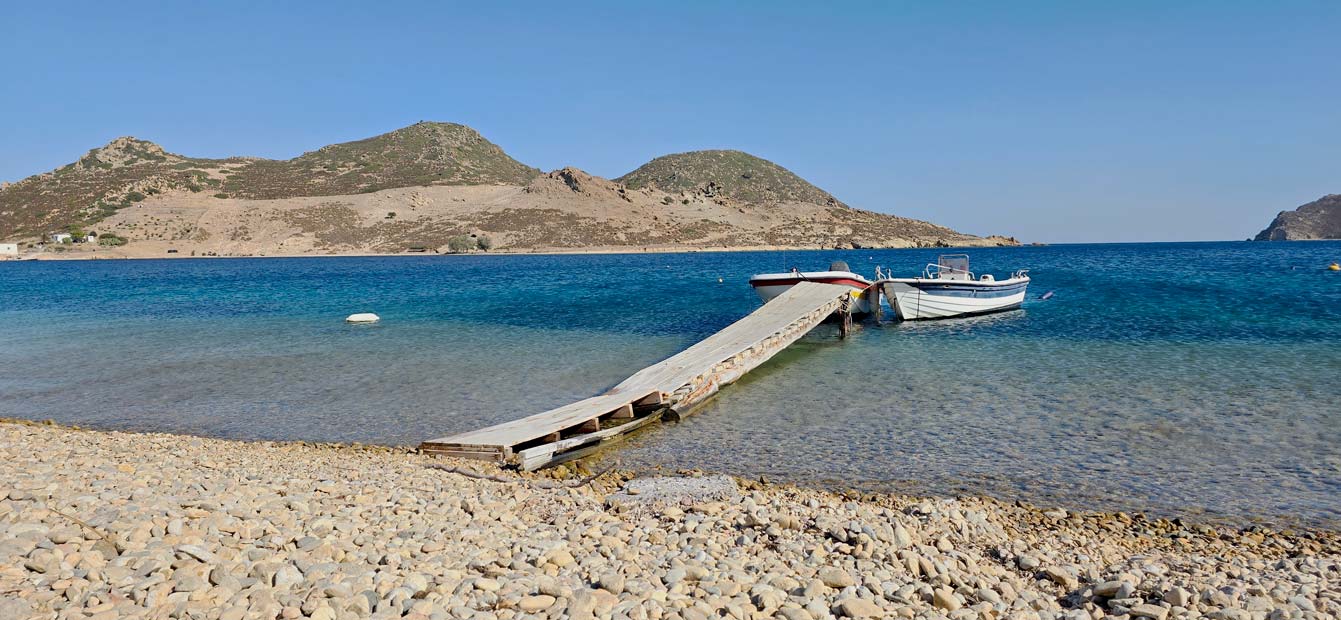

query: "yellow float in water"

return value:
[1329, 262, 1340, 271]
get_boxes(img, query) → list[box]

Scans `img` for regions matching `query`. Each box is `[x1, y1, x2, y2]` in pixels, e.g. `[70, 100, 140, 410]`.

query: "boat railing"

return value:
[924, 262, 974, 280]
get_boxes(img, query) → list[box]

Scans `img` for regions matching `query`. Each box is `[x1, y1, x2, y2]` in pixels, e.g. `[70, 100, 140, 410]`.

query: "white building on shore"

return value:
[0, 243, 18, 256]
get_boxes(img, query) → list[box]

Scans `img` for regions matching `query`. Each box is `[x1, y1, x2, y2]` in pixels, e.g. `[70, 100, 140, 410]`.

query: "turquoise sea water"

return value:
[2, 242, 1339, 526]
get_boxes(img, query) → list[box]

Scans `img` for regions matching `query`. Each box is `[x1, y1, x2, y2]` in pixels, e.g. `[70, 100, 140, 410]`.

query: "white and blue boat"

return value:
[878, 254, 1029, 320]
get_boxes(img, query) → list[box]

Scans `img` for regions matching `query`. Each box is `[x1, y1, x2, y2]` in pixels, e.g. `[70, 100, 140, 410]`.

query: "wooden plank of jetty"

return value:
[420, 281, 856, 470]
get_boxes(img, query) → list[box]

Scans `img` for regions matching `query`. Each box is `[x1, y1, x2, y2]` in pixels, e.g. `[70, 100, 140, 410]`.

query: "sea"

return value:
[2, 241, 1338, 527]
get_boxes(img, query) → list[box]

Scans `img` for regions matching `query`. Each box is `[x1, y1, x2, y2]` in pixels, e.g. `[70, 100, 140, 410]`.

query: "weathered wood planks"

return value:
[420, 282, 854, 469]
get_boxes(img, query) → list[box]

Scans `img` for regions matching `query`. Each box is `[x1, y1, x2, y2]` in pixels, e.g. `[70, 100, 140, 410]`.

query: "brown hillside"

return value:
[0, 124, 1017, 257]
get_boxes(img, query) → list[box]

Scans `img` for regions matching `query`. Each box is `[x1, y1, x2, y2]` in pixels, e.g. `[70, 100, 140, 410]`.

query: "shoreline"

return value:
[10, 238, 1337, 263]
[5, 417, 1327, 533]
[4, 241, 1014, 262]
[2, 420, 1336, 618]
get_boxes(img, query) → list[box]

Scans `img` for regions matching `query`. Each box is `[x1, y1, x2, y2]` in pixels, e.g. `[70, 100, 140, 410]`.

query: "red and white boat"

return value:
[748, 261, 875, 313]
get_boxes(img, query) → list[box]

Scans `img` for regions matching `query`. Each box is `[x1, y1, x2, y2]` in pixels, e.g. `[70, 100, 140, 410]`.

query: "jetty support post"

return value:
[866, 283, 883, 324]
[839, 299, 852, 338]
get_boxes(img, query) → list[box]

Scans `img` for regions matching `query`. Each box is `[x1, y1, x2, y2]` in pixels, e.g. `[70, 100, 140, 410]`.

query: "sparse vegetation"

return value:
[385, 211, 396, 220]
[125, 191, 146, 203]
[446, 235, 474, 253]
[98, 233, 127, 246]
[476, 235, 493, 251]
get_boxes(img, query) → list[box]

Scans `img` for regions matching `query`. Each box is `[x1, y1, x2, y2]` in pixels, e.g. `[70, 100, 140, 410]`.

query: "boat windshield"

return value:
[929, 254, 972, 280]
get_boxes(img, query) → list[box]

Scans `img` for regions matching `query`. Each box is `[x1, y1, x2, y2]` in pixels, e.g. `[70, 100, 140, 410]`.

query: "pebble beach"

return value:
[1, 420, 1336, 620]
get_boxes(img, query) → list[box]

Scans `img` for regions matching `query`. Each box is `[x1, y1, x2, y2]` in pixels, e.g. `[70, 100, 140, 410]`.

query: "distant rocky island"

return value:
[0, 122, 1015, 258]
[1254, 194, 1341, 241]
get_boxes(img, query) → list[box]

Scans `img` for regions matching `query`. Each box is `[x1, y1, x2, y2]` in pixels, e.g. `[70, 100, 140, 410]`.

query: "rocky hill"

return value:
[0, 137, 234, 240]
[220, 122, 540, 200]
[618, 150, 844, 207]
[1254, 194, 1341, 241]
[0, 123, 1017, 257]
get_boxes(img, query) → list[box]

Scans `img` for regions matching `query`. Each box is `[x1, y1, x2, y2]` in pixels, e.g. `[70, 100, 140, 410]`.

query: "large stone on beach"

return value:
[596, 572, 625, 594]
[1130, 604, 1170, 620]
[519, 595, 557, 612]
[545, 547, 576, 567]
[1043, 566, 1078, 590]
[933, 587, 963, 611]
[836, 598, 883, 618]
[404, 573, 430, 595]
[1164, 586, 1192, 608]
[0, 598, 35, 619]
[818, 568, 855, 588]
[892, 522, 914, 548]
[273, 564, 303, 589]
[1093, 580, 1127, 598]
[177, 544, 215, 563]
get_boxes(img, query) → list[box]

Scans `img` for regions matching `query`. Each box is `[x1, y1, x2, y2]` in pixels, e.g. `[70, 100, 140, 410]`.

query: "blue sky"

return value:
[2, 1, 1337, 243]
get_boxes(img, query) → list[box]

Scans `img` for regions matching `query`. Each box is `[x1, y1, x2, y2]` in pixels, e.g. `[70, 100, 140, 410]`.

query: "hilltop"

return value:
[0, 123, 1017, 257]
[220, 122, 540, 199]
[618, 150, 844, 207]
[1254, 194, 1341, 241]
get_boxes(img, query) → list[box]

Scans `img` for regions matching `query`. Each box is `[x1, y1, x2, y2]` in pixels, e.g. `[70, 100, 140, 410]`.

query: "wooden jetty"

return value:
[421, 281, 865, 470]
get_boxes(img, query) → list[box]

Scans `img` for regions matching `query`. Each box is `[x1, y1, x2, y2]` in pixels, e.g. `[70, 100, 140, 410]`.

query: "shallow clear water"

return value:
[2, 242, 1338, 526]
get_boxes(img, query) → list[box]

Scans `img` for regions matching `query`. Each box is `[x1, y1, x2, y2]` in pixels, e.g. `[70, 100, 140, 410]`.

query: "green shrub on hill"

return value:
[446, 235, 474, 253]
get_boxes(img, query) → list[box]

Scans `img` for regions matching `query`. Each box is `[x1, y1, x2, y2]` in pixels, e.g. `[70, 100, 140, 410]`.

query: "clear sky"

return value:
[2, 1, 1337, 243]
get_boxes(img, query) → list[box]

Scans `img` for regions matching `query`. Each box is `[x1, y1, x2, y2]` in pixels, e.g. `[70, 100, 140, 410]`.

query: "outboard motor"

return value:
[828, 260, 850, 273]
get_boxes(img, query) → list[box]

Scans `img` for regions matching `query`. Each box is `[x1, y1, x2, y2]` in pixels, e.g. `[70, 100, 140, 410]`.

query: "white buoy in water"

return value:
[345, 313, 380, 323]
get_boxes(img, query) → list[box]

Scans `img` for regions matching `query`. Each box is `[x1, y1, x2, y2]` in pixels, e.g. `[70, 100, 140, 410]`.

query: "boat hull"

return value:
[749, 272, 873, 314]
[882, 277, 1029, 320]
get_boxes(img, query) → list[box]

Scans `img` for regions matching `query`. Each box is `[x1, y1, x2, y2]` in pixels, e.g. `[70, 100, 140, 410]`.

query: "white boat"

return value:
[748, 261, 875, 313]
[879, 254, 1029, 320]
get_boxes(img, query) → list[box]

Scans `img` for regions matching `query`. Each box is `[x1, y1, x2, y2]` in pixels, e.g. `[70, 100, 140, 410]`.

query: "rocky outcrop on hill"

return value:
[523, 167, 631, 202]
[1254, 194, 1341, 240]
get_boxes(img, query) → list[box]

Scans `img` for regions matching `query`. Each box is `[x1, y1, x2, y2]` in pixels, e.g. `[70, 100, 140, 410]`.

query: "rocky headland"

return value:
[1, 421, 1335, 620]
[1254, 195, 1341, 241]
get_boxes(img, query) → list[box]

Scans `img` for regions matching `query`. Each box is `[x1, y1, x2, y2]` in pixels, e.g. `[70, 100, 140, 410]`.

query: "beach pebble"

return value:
[518, 595, 557, 612]
[819, 568, 856, 589]
[1130, 603, 1171, 619]
[0, 420, 1335, 620]
[1093, 580, 1127, 598]
[933, 586, 963, 611]
[1164, 586, 1193, 607]
[836, 598, 883, 617]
